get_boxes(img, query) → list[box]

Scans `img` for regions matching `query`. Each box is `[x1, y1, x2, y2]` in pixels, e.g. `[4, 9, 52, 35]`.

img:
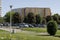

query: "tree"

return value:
[23, 16, 28, 23]
[46, 16, 53, 23]
[59, 16, 60, 20]
[0, 17, 4, 23]
[27, 12, 36, 24]
[58, 16, 60, 24]
[47, 20, 58, 36]
[36, 14, 41, 24]
[42, 18, 46, 24]
[52, 14, 59, 24]
[51, 14, 60, 24]
[12, 12, 22, 23]
[52, 15, 58, 21]
[4, 12, 15, 23]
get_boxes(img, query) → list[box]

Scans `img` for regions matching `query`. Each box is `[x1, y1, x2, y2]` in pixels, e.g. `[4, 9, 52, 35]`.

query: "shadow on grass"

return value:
[36, 34, 60, 38]
[54, 35, 60, 38]
[36, 34, 50, 36]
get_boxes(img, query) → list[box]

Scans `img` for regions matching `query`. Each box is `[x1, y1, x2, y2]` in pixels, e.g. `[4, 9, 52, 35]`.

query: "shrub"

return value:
[47, 20, 58, 36]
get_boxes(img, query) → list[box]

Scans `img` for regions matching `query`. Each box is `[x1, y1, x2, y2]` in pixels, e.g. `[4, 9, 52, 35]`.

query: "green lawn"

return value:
[11, 32, 60, 40]
[21, 28, 60, 34]
[21, 28, 47, 33]
[0, 28, 60, 40]
[0, 30, 10, 40]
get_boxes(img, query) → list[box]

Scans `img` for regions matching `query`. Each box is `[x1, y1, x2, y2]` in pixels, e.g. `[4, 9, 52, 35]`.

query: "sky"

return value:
[1, 0, 60, 17]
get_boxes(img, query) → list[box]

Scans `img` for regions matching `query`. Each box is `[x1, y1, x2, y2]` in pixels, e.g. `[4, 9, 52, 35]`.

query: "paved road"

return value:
[0, 27, 22, 33]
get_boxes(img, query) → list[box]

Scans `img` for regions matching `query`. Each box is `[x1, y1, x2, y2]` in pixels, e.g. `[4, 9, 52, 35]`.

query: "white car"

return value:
[24, 24, 29, 28]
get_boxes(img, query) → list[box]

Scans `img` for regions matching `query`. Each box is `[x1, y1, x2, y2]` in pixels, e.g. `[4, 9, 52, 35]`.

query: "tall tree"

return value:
[12, 12, 22, 23]
[4, 12, 15, 23]
[52, 14, 59, 24]
[23, 16, 28, 23]
[0, 17, 4, 23]
[27, 12, 36, 24]
[36, 14, 41, 24]
[46, 16, 53, 23]
[42, 18, 46, 24]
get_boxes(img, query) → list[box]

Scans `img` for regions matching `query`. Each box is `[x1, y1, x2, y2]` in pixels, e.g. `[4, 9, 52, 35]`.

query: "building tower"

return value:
[0, 0, 1, 17]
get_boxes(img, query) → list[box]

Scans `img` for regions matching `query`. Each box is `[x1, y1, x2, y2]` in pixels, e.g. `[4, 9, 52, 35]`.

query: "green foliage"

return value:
[4, 12, 15, 23]
[47, 20, 58, 36]
[57, 20, 60, 24]
[59, 16, 60, 20]
[23, 16, 28, 23]
[27, 12, 36, 24]
[42, 18, 46, 24]
[0, 17, 4, 23]
[52, 15, 58, 21]
[52, 14, 59, 24]
[4, 12, 22, 23]
[46, 16, 53, 23]
[12, 12, 22, 23]
[36, 14, 41, 24]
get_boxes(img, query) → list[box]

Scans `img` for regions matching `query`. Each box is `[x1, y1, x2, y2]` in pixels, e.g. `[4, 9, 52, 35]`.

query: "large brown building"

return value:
[12, 7, 51, 18]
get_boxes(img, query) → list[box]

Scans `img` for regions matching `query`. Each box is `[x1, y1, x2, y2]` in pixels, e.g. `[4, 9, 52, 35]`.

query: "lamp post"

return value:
[9, 5, 12, 40]
[10, 5, 15, 34]
[10, 5, 12, 39]
[10, 5, 12, 32]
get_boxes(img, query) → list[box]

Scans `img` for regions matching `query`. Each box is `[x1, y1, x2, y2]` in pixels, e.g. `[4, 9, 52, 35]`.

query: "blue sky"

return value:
[2, 0, 60, 17]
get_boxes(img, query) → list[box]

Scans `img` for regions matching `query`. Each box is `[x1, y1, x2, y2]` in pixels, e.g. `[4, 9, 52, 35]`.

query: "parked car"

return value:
[32, 24, 46, 28]
[3, 23, 10, 26]
[0, 23, 3, 27]
[12, 23, 19, 26]
[28, 24, 34, 28]
[24, 24, 29, 28]
[19, 23, 29, 28]
[58, 25, 60, 30]
[38, 24, 46, 28]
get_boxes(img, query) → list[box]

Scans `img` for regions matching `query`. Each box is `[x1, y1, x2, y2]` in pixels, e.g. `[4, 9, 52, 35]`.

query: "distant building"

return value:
[12, 7, 51, 18]
[0, 0, 1, 17]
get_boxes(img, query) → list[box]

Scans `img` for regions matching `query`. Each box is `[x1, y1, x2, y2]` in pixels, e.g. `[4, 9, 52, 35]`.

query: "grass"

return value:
[0, 28, 60, 40]
[11, 32, 60, 40]
[21, 28, 47, 33]
[0, 29, 8, 32]
[0, 29, 10, 40]
[21, 28, 60, 33]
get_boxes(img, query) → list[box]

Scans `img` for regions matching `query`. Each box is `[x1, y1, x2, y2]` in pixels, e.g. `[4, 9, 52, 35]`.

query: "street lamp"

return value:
[9, 5, 12, 40]
[10, 5, 15, 34]
[10, 5, 12, 32]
